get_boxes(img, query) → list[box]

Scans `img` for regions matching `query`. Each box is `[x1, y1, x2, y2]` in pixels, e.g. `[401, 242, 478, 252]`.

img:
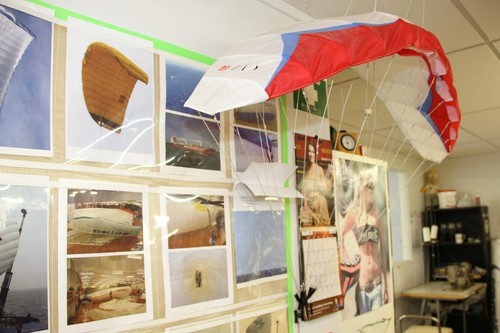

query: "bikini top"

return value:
[355, 223, 380, 245]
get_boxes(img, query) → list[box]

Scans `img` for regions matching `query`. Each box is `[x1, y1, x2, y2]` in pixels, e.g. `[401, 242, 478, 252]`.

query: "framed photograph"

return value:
[58, 181, 152, 332]
[160, 57, 225, 179]
[0, 174, 50, 332]
[160, 187, 233, 316]
[232, 183, 286, 287]
[332, 152, 393, 321]
[65, 19, 154, 166]
[0, 4, 52, 156]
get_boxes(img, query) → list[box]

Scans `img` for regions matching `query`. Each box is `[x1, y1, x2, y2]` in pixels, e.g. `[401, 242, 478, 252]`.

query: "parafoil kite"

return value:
[0, 7, 35, 112]
[82, 42, 149, 133]
[0, 218, 19, 276]
[185, 11, 461, 163]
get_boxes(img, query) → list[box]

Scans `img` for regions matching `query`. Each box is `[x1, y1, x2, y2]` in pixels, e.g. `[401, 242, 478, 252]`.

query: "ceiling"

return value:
[27, 0, 500, 160]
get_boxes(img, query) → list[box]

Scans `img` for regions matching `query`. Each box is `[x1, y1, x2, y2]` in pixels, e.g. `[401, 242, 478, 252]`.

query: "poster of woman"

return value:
[294, 133, 334, 227]
[334, 154, 393, 320]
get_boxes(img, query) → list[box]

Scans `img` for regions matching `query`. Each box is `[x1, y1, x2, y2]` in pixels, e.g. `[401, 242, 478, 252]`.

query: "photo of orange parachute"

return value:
[81, 42, 149, 133]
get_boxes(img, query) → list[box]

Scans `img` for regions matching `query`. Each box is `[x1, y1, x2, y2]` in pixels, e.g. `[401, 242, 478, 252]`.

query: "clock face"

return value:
[341, 134, 356, 151]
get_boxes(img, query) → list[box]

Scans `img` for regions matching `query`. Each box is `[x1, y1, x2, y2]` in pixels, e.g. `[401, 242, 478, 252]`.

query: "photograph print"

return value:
[161, 188, 233, 314]
[164, 112, 221, 172]
[65, 254, 151, 330]
[233, 126, 278, 173]
[0, 4, 52, 155]
[232, 182, 287, 286]
[0, 181, 49, 332]
[66, 188, 144, 255]
[294, 133, 334, 227]
[333, 154, 392, 320]
[236, 307, 288, 333]
[65, 23, 154, 166]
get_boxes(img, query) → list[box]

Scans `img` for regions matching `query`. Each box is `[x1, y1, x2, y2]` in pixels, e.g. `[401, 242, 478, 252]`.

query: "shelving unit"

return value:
[422, 206, 494, 333]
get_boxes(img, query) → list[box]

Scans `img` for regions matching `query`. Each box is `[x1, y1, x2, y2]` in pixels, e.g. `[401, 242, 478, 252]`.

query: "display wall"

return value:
[0, 2, 397, 332]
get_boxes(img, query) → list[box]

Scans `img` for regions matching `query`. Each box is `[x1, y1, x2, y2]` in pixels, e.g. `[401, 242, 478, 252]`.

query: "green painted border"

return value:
[280, 96, 295, 333]
[25, 0, 215, 65]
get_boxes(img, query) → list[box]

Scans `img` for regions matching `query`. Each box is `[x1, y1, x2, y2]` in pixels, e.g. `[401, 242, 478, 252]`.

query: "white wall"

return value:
[435, 152, 500, 240]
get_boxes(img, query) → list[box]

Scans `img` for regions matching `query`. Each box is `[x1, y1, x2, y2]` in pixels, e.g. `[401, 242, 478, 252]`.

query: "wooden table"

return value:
[401, 281, 486, 333]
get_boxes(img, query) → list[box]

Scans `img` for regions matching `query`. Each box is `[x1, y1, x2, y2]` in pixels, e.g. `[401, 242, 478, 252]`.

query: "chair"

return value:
[399, 314, 453, 333]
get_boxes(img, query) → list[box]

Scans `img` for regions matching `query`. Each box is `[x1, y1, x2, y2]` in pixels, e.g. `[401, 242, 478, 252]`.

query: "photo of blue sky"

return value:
[233, 210, 286, 284]
[165, 60, 219, 119]
[0, 5, 52, 151]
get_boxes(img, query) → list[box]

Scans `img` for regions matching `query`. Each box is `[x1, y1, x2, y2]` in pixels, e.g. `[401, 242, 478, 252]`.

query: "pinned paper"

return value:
[238, 162, 303, 199]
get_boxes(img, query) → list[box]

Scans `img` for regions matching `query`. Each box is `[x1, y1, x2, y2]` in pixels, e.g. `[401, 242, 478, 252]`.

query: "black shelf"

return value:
[422, 241, 483, 246]
[422, 206, 495, 333]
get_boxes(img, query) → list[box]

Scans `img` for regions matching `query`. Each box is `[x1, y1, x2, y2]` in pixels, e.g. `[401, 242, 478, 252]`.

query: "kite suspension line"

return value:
[331, 79, 354, 150]
[344, 0, 354, 16]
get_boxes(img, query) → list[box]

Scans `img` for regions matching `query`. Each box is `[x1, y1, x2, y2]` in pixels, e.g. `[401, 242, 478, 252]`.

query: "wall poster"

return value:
[0, 4, 52, 156]
[65, 20, 155, 167]
[161, 58, 225, 179]
[294, 133, 334, 228]
[57, 181, 153, 333]
[160, 187, 233, 316]
[0, 175, 50, 332]
[333, 152, 394, 331]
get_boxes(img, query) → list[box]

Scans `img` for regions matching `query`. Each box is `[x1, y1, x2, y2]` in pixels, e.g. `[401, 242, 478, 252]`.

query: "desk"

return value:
[401, 281, 486, 333]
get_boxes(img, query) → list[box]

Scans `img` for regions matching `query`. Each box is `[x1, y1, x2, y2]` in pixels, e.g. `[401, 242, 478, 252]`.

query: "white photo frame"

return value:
[228, 100, 281, 177]
[159, 56, 227, 180]
[0, 174, 50, 332]
[159, 187, 234, 318]
[232, 183, 287, 288]
[0, 4, 53, 157]
[65, 19, 155, 167]
[57, 180, 153, 333]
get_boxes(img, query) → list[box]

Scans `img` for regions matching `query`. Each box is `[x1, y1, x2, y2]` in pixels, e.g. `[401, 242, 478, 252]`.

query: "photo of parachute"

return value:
[0, 7, 35, 112]
[81, 42, 149, 133]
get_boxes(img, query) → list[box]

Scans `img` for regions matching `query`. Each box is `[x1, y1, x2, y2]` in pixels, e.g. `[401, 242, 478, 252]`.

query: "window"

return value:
[388, 170, 412, 262]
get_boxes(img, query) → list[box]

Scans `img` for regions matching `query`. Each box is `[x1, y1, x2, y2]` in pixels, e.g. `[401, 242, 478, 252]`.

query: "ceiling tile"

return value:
[460, 108, 500, 140]
[447, 46, 500, 113]
[462, 0, 500, 41]
[448, 140, 499, 158]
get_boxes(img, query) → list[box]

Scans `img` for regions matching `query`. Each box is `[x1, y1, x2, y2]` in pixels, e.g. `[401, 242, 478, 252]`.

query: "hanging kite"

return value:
[81, 42, 149, 133]
[185, 11, 461, 163]
[0, 7, 35, 112]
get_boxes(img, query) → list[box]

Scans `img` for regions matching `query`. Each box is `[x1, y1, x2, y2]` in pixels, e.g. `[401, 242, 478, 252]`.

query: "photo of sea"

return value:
[0, 288, 48, 332]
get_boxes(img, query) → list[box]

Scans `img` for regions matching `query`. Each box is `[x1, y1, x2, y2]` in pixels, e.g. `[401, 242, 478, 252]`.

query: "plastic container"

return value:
[437, 190, 457, 209]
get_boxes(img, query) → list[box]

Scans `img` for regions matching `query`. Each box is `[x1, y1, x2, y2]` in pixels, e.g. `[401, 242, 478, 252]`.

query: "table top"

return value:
[401, 281, 486, 301]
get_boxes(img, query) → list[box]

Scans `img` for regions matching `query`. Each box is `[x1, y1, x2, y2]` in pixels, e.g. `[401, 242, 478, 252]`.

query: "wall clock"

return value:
[334, 131, 361, 155]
